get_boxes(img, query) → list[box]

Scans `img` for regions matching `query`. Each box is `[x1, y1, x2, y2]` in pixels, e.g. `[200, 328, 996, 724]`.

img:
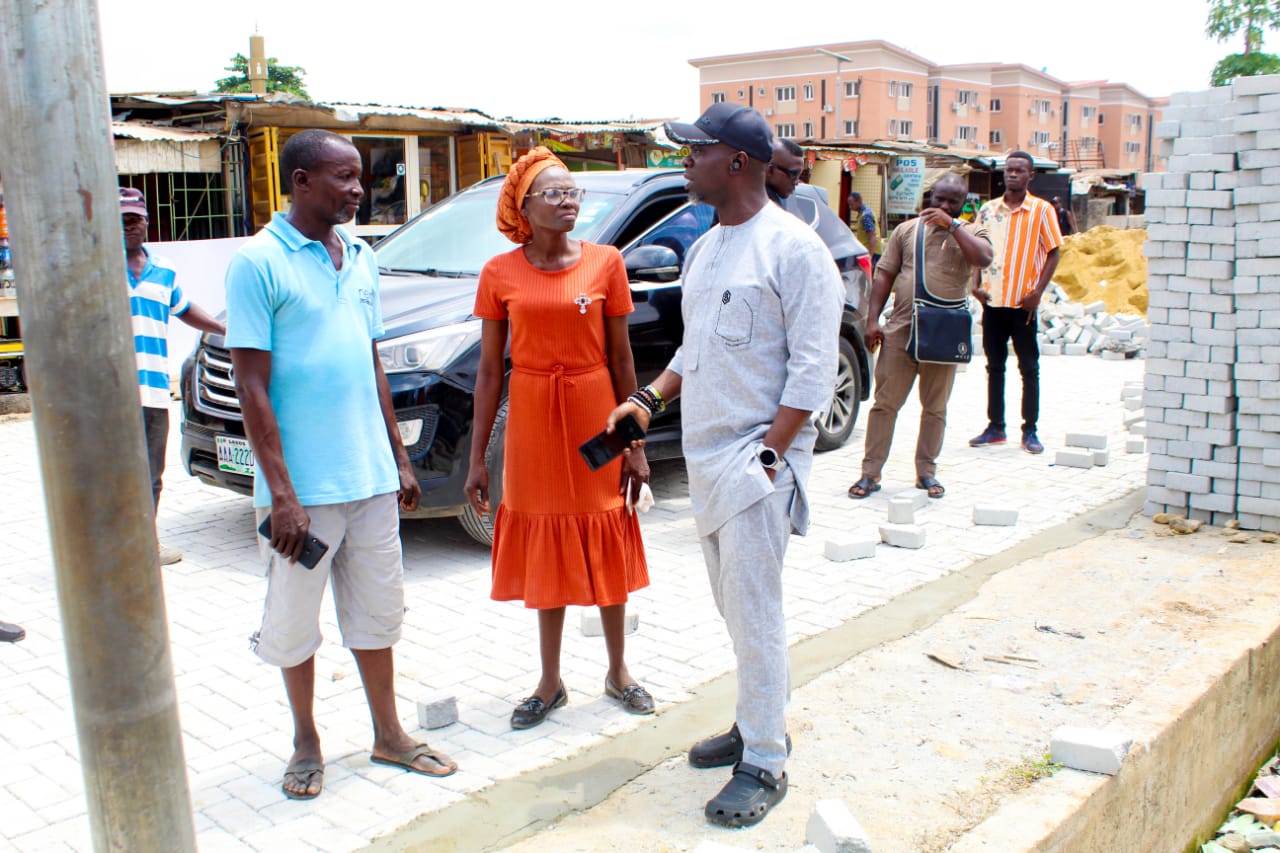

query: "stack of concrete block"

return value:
[1037, 285, 1150, 358]
[1141, 75, 1280, 532]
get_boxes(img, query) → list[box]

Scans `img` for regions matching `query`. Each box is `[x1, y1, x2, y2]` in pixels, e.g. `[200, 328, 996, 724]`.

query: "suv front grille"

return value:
[196, 343, 242, 420]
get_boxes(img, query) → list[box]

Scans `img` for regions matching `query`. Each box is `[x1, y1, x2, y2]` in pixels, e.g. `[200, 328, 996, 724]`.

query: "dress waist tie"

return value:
[511, 361, 608, 501]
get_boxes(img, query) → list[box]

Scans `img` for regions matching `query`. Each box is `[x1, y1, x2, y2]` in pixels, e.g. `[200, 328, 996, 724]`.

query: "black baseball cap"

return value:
[665, 103, 774, 163]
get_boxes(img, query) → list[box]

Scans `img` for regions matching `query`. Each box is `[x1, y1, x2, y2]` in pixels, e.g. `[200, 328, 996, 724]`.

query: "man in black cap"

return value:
[610, 103, 842, 828]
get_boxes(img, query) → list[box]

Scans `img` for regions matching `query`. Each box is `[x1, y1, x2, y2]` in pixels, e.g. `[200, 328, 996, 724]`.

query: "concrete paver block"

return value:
[1055, 449, 1095, 469]
[416, 693, 458, 730]
[582, 609, 638, 637]
[824, 538, 877, 562]
[693, 842, 752, 853]
[886, 496, 915, 524]
[1065, 433, 1109, 449]
[806, 798, 875, 853]
[1092, 449, 1111, 467]
[1050, 725, 1134, 775]
[1063, 343, 1089, 355]
[973, 505, 1018, 526]
[879, 523, 926, 549]
[1130, 422, 1147, 436]
[894, 488, 929, 511]
[1126, 439, 1147, 453]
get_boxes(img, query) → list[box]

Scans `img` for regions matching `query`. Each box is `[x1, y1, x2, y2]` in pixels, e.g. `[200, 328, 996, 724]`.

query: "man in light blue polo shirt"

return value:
[121, 187, 224, 565]
[225, 129, 455, 801]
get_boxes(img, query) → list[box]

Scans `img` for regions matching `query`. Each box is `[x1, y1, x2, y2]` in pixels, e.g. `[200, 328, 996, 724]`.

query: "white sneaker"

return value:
[158, 543, 183, 566]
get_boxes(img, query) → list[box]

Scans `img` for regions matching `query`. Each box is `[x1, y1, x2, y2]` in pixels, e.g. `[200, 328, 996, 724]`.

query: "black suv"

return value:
[181, 169, 872, 544]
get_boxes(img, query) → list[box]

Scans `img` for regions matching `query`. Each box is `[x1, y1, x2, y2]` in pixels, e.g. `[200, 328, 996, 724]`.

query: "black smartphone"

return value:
[578, 414, 646, 472]
[257, 516, 329, 570]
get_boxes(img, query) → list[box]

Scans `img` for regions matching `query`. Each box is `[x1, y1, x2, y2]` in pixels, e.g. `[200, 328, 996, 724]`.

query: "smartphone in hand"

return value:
[257, 516, 329, 570]
[579, 414, 646, 472]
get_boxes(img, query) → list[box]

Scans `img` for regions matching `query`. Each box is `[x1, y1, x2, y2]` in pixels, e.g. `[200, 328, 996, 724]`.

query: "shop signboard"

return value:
[887, 156, 926, 215]
[647, 147, 690, 168]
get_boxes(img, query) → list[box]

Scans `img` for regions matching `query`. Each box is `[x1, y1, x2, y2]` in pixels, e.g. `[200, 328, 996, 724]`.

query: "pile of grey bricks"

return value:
[1037, 286, 1150, 359]
[1141, 74, 1280, 533]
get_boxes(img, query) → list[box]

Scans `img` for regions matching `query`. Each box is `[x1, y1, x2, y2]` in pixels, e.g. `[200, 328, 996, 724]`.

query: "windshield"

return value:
[375, 187, 627, 275]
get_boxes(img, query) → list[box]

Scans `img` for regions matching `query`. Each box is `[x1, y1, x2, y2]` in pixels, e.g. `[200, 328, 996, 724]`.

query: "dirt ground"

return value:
[492, 500, 1280, 853]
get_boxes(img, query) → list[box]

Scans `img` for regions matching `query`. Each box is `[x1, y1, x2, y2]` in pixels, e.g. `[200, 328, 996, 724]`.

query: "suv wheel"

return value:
[815, 337, 861, 452]
[458, 399, 506, 546]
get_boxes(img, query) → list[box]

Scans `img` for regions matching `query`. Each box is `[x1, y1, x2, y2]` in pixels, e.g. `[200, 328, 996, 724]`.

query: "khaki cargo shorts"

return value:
[250, 492, 404, 668]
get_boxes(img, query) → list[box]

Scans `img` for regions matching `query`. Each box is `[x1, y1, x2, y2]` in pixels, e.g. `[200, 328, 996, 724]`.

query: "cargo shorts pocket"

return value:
[714, 286, 756, 347]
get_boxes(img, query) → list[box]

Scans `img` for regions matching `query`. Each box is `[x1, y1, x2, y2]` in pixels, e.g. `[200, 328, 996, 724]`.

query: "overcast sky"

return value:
[97, 0, 1256, 121]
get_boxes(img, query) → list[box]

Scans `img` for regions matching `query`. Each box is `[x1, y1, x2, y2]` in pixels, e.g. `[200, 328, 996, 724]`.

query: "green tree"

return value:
[1207, 0, 1280, 85]
[214, 53, 310, 99]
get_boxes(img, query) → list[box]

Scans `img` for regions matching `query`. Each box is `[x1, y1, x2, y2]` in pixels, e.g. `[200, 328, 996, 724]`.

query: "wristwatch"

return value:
[756, 445, 786, 471]
[947, 218, 962, 233]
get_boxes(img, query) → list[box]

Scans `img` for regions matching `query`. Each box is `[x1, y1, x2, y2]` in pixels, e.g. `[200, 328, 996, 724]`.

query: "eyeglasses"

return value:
[526, 188, 586, 205]
[770, 164, 802, 181]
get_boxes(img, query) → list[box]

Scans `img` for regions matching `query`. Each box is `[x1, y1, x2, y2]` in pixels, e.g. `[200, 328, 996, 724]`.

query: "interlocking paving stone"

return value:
[0, 355, 1148, 850]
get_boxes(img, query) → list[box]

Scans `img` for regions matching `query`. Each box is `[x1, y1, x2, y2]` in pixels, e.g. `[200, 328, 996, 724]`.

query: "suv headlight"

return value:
[377, 320, 482, 374]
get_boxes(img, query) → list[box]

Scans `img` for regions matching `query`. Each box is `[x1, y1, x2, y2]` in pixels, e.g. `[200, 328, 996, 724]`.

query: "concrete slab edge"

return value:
[360, 489, 1147, 853]
[950, 584, 1280, 852]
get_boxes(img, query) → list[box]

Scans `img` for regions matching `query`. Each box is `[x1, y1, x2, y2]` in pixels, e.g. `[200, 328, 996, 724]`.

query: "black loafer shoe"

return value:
[689, 723, 792, 769]
[510, 682, 567, 729]
[704, 762, 788, 827]
[605, 677, 655, 715]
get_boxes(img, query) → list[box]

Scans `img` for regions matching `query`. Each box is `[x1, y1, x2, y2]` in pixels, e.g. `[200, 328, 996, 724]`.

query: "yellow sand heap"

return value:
[1053, 226, 1149, 317]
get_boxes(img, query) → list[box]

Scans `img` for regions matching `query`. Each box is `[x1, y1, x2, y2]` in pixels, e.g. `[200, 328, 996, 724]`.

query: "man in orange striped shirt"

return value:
[969, 151, 1063, 454]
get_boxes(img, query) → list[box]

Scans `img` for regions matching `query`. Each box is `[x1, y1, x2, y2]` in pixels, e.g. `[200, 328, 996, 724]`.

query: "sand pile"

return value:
[1053, 226, 1149, 317]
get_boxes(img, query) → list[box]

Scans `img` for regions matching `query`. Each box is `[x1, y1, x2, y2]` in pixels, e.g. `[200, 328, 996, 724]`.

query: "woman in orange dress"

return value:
[465, 148, 653, 729]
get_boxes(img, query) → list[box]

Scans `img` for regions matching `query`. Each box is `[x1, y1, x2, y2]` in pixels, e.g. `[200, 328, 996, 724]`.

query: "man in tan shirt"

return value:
[848, 174, 992, 500]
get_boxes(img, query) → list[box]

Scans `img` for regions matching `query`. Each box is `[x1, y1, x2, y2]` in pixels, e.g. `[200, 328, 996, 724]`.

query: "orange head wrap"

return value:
[496, 146, 569, 244]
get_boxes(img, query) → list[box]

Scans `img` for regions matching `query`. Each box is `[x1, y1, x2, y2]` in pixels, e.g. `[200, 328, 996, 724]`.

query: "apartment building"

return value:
[927, 64, 992, 150]
[690, 41, 1166, 171]
[690, 41, 933, 143]
[1063, 81, 1105, 169]
[1099, 82, 1159, 171]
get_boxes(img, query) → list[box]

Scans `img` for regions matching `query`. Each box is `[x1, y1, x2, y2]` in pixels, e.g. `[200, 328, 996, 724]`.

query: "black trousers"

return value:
[980, 305, 1039, 435]
[143, 406, 168, 509]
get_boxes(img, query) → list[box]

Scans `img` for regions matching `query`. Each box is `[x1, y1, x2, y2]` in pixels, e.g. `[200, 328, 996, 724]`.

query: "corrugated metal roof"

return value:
[112, 122, 224, 142]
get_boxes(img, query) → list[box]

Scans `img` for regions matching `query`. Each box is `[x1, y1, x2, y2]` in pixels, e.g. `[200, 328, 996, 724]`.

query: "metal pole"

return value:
[817, 48, 854, 141]
[0, 2, 196, 851]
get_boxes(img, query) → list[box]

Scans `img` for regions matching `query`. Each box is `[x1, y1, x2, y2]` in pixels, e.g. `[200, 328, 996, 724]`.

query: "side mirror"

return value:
[625, 244, 680, 283]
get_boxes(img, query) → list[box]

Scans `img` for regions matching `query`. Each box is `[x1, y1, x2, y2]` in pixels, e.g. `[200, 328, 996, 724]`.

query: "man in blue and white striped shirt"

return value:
[121, 188, 224, 564]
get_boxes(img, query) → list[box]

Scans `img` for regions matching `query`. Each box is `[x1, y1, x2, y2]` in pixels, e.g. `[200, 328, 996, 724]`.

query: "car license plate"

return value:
[215, 434, 256, 476]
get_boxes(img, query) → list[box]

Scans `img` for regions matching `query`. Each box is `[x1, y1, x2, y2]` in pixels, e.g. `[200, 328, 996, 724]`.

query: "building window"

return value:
[957, 89, 981, 106]
[1081, 136, 1098, 148]
[802, 121, 814, 138]
[711, 92, 726, 104]
[775, 86, 796, 102]
[775, 123, 797, 138]
[990, 129, 1004, 146]
[1097, 112, 1105, 125]
[844, 80, 860, 98]
[888, 80, 914, 99]
[844, 119, 859, 137]
[1033, 99, 1053, 114]
[1031, 130, 1051, 146]
[1124, 141, 1142, 155]
[737, 89, 745, 99]
[990, 97, 1002, 112]
[956, 125, 979, 142]
[1081, 105, 1096, 119]
[1127, 113, 1144, 129]
[889, 119, 914, 137]
[803, 83, 814, 101]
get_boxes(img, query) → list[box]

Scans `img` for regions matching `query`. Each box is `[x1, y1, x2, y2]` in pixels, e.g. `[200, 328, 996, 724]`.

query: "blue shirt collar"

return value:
[266, 212, 364, 257]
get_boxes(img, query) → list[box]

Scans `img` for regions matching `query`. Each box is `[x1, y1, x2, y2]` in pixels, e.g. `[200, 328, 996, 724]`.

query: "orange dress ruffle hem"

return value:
[475, 243, 650, 609]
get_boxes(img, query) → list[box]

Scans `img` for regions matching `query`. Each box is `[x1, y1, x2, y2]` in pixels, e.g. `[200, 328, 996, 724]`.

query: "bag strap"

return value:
[912, 218, 967, 308]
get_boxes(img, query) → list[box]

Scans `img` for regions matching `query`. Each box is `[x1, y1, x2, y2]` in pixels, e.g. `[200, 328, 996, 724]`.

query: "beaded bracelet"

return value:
[628, 385, 665, 415]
